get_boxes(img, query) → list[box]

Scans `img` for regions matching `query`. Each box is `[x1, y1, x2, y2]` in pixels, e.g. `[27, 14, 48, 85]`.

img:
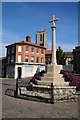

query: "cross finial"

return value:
[52, 15, 55, 18]
[49, 15, 59, 26]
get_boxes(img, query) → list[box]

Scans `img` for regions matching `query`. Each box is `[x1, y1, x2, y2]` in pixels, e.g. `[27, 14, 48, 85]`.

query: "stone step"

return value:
[64, 82, 69, 86]
[36, 80, 53, 86]
[36, 80, 69, 86]
[54, 80, 69, 86]
[44, 73, 53, 77]
[46, 65, 63, 72]
[47, 65, 53, 72]
[41, 77, 53, 81]
[44, 73, 64, 80]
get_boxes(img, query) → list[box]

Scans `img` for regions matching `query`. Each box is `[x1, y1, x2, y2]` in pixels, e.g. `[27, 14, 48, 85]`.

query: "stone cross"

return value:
[49, 15, 59, 65]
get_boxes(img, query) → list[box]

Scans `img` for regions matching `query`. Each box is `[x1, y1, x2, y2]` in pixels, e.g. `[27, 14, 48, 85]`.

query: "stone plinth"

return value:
[41, 64, 69, 86]
[53, 64, 65, 85]
[54, 85, 78, 102]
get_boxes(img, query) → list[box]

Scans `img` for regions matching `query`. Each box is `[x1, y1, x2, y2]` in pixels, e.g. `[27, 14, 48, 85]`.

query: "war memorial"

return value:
[16, 15, 78, 103]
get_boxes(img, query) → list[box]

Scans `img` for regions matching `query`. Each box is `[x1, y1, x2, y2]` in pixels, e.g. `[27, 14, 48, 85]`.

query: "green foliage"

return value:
[56, 46, 67, 65]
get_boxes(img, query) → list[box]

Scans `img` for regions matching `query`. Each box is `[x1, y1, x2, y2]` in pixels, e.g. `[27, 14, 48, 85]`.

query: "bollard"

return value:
[50, 83, 54, 104]
[14, 78, 18, 97]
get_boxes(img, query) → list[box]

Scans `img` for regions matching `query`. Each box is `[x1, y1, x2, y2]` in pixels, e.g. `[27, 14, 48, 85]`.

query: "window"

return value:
[25, 56, 29, 62]
[8, 48, 10, 55]
[41, 58, 44, 63]
[31, 56, 34, 62]
[11, 55, 14, 63]
[26, 46, 29, 52]
[8, 56, 10, 63]
[12, 46, 14, 53]
[41, 49, 44, 54]
[36, 57, 39, 63]
[40, 34, 42, 41]
[18, 55, 21, 63]
[31, 47, 34, 52]
[18, 46, 22, 52]
[36, 49, 39, 54]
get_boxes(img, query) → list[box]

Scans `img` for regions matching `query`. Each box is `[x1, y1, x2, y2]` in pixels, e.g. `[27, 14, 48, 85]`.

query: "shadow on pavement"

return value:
[5, 88, 16, 97]
[5, 88, 51, 104]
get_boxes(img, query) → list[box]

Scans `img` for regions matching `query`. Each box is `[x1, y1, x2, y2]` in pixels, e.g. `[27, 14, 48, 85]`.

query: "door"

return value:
[18, 67, 22, 78]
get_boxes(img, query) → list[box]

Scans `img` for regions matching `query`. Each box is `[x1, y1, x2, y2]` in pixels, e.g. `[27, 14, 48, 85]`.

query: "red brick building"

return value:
[45, 50, 52, 64]
[6, 36, 46, 79]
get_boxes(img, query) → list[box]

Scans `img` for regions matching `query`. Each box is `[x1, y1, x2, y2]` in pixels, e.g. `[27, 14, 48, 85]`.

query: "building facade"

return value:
[6, 36, 46, 79]
[45, 50, 52, 64]
[45, 50, 73, 71]
[45, 50, 73, 65]
[64, 52, 73, 65]
[36, 30, 48, 49]
[73, 46, 80, 74]
[0, 57, 6, 78]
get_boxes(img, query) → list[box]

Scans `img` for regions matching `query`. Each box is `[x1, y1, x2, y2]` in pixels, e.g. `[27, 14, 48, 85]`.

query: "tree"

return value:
[56, 46, 67, 65]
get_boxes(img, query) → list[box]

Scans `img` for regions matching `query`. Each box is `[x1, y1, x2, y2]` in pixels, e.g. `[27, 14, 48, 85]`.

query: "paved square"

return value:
[2, 78, 79, 118]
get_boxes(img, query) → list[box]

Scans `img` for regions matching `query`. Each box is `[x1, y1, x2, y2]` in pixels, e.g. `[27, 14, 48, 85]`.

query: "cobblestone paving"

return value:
[1, 78, 79, 118]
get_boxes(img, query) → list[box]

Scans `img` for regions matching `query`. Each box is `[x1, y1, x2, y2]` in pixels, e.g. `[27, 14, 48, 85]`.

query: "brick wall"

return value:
[16, 44, 45, 64]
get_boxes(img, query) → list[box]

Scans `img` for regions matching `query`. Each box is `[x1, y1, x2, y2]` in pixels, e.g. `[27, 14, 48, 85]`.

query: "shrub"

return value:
[60, 70, 70, 74]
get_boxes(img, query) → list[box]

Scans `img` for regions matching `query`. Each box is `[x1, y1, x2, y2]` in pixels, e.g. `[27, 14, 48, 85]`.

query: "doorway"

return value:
[18, 67, 22, 78]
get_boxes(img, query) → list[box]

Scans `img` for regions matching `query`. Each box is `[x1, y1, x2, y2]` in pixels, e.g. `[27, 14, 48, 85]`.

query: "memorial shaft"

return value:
[49, 15, 58, 65]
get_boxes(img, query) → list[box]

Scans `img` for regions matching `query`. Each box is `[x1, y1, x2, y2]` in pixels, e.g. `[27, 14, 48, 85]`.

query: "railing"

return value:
[15, 78, 78, 103]
[15, 78, 54, 104]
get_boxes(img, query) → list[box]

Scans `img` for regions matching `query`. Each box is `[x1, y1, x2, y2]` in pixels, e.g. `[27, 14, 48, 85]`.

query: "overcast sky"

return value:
[1, 2, 78, 57]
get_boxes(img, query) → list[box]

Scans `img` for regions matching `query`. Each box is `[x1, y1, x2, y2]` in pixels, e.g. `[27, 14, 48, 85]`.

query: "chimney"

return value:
[26, 36, 31, 42]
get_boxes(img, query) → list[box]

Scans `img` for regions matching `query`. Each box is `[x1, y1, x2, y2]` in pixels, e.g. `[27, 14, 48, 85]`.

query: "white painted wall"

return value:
[22, 65, 33, 78]
[15, 64, 45, 79]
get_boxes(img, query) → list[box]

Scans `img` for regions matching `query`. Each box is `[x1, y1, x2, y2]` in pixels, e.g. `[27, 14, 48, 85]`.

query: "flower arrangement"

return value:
[60, 70, 80, 91]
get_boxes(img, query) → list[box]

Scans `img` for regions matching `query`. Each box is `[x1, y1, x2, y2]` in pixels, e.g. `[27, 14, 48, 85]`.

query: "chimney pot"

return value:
[26, 36, 31, 42]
